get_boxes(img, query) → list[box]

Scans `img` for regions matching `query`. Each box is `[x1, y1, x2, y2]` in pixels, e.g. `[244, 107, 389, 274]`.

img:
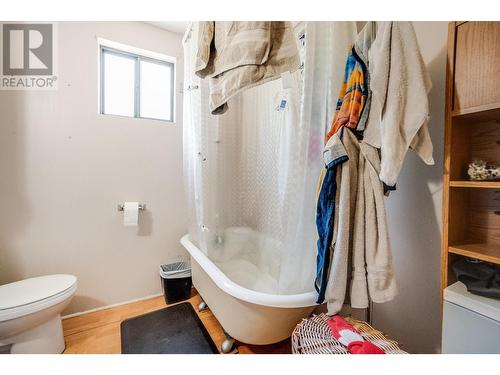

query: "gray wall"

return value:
[372, 21, 447, 353]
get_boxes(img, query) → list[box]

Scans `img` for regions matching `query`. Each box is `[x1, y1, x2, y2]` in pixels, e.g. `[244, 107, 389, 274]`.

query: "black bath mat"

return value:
[120, 302, 218, 354]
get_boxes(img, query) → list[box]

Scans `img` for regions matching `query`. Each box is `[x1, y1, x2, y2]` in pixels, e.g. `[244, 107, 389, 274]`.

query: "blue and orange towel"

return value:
[325, 48, 368, 143]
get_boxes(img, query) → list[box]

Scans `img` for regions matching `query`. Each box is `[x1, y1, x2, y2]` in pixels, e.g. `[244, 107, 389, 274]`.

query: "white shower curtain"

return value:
[183, 22, 356, 295]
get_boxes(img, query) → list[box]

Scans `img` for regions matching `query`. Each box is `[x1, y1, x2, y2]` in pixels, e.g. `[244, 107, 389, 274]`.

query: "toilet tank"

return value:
[442, 281, 500, 354]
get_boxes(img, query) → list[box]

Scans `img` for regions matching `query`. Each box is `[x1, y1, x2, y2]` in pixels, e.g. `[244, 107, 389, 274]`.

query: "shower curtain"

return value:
[183, 22, 356, 295]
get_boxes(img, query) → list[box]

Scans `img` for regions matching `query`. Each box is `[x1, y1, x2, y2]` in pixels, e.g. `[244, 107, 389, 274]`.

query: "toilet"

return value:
[0, 274, 77, 354]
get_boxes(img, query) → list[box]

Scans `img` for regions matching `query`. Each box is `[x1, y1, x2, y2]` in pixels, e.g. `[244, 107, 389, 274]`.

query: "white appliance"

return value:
[0, 274, 77, 354]
[442, 281, 500, 353]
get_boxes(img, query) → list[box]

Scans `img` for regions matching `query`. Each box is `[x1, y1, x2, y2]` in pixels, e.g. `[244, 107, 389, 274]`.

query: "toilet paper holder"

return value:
[117, 203, 146, 211]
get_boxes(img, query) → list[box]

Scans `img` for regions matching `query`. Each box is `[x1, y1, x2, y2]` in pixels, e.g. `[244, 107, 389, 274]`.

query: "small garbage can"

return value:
[159, 261, 192, 304]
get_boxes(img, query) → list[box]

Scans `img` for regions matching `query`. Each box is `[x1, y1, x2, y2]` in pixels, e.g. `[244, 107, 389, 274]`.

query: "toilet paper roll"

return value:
[123, 202, 139, 226]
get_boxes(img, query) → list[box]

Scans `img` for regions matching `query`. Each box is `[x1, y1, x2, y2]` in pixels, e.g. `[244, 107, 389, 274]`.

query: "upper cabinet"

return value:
[453, 22, 500, 114]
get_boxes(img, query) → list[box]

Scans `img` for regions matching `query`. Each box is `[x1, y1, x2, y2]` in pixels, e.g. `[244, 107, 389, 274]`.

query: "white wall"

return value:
[0, 22, 188, 315]
[372, 21, 447, 353]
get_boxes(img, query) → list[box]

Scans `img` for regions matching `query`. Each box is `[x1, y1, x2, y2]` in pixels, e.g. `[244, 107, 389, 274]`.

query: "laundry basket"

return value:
[159, 262, 192, 304]
[291, 314, 407, 354]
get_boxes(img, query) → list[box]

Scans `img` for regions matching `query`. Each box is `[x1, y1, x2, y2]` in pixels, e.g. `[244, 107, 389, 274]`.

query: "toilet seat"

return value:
[0, 275, 77, 322]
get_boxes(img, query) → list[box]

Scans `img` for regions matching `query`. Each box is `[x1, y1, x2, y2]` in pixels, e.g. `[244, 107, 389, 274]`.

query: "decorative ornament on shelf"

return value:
[467, 159, 500, 181]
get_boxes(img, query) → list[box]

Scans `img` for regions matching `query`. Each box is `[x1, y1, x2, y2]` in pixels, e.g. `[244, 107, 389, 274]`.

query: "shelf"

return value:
[448, 243, 500, 265]
[452, 102, 500, 122]
[443, 22, 500, 292]
[450, 180, 500, 188]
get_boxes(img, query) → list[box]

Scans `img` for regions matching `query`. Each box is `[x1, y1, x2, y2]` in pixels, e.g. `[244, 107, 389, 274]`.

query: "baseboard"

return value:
[61, 292, 164, 320]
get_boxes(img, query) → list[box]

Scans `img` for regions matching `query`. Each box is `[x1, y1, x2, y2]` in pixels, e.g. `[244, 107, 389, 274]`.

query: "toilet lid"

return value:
[0, 274, 77, 310]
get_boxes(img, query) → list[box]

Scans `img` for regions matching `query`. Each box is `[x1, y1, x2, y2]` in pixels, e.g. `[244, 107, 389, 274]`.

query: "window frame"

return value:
[99, 45, 175, 123]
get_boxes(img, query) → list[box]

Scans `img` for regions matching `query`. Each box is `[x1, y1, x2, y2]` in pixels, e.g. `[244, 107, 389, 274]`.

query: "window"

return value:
[100, 45, 175, 122]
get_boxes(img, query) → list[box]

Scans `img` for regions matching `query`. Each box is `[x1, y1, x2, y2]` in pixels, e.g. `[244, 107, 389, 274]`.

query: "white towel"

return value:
[363, 21, 434, 187]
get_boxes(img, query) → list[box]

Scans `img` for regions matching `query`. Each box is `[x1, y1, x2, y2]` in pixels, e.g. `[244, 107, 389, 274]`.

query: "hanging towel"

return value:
[325, 47, 368, 142]
[315, 46, 368, 304]
[315, 139, 347, 304]
[195, 21, 299, 114]
[362, 21, 434, 187]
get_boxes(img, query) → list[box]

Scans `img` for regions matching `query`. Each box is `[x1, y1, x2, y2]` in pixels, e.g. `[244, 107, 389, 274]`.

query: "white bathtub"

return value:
[180, 233, 317, 346]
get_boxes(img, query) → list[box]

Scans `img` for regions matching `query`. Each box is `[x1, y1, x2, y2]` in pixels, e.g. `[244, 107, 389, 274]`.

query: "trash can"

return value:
[159, 261, 192, 304]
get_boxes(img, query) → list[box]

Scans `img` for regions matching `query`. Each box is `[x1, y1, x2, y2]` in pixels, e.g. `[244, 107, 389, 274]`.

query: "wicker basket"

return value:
[291, 314, 407, 354]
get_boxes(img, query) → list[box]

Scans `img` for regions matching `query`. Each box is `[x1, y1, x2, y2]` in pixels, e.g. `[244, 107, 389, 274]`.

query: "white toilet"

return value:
[0, 274, 77, 354]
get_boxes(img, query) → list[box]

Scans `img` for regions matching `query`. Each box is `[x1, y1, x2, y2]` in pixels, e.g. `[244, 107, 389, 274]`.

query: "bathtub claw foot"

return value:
[198, 300, 208, 311]
[221, 337, 235, 354]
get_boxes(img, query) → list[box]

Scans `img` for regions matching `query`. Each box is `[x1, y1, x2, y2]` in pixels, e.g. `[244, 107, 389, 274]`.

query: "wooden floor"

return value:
[62, 291, 291, 354]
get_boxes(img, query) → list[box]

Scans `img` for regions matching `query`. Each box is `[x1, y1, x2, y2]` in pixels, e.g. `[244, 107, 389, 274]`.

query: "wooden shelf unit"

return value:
[442, 22, 500, 295]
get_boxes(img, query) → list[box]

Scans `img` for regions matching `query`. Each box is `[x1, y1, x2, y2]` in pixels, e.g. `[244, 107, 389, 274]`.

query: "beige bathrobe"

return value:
[325, 129, 397, 315]
[195, 21, 299, 114]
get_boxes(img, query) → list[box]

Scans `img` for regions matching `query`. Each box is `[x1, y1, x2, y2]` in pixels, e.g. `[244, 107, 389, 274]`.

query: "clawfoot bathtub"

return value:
[180, 234, 317, 348]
